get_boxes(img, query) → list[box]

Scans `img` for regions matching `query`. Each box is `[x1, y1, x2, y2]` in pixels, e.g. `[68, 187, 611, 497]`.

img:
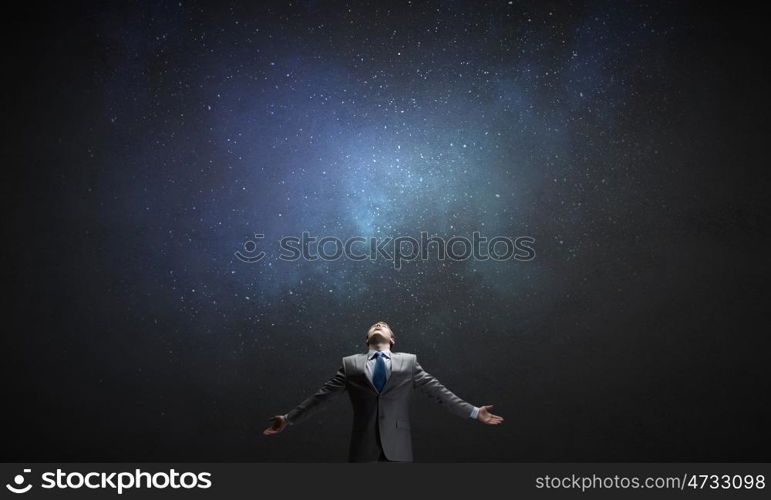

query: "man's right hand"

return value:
[263, 415, 288, 435]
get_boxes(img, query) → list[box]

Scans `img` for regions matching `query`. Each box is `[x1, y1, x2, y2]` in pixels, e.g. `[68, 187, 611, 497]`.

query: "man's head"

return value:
[366, 321, 395, 349]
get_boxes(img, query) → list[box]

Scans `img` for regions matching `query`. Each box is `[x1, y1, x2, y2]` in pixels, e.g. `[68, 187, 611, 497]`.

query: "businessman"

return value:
[263, 321, 504, 462]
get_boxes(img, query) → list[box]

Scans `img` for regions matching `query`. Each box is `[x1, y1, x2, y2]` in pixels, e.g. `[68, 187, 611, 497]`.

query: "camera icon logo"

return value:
[5, 469, 32, 494]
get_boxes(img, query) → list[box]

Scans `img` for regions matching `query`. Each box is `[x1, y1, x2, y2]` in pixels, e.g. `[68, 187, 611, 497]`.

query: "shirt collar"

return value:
[367, 348, 391, 360]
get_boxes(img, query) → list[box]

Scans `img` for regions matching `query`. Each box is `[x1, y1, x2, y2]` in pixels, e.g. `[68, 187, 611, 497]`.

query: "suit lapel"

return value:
[357, 353, 378, 393]
[380, 352, 403, 395]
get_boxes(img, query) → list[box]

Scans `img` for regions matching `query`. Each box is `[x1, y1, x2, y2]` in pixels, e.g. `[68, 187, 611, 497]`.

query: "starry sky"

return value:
[4, 1, 769, 462]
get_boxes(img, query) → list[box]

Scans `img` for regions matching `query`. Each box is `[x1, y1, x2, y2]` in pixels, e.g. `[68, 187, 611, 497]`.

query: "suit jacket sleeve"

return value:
[413, 357, 474, 419]
[284, 363, 347, 426]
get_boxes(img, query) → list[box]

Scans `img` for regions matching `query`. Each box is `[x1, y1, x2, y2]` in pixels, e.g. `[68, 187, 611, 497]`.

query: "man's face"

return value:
[366, 321, 395, 347]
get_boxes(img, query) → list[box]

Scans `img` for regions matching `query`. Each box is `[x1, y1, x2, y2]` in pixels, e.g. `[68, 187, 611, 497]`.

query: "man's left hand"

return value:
[477, 405, 504, 425]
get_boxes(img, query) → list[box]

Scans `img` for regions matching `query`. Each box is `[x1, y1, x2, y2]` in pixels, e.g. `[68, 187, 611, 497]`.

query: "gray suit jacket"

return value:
[285, 351, 475, 462]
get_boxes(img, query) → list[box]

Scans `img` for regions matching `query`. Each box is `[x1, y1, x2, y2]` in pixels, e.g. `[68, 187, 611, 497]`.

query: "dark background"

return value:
[2, 0, 768, 462]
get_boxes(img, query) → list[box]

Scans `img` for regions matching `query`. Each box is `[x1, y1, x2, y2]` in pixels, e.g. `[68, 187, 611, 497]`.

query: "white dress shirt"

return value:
[284, 349, 480, 424]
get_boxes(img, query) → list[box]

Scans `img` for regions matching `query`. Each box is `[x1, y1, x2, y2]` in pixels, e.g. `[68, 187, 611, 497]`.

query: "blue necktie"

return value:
[372, 352, 387, 392]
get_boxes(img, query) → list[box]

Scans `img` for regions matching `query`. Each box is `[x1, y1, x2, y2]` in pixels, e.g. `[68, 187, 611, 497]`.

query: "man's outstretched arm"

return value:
[263, 363, 347, 436]
[413, 359, 504, 425]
